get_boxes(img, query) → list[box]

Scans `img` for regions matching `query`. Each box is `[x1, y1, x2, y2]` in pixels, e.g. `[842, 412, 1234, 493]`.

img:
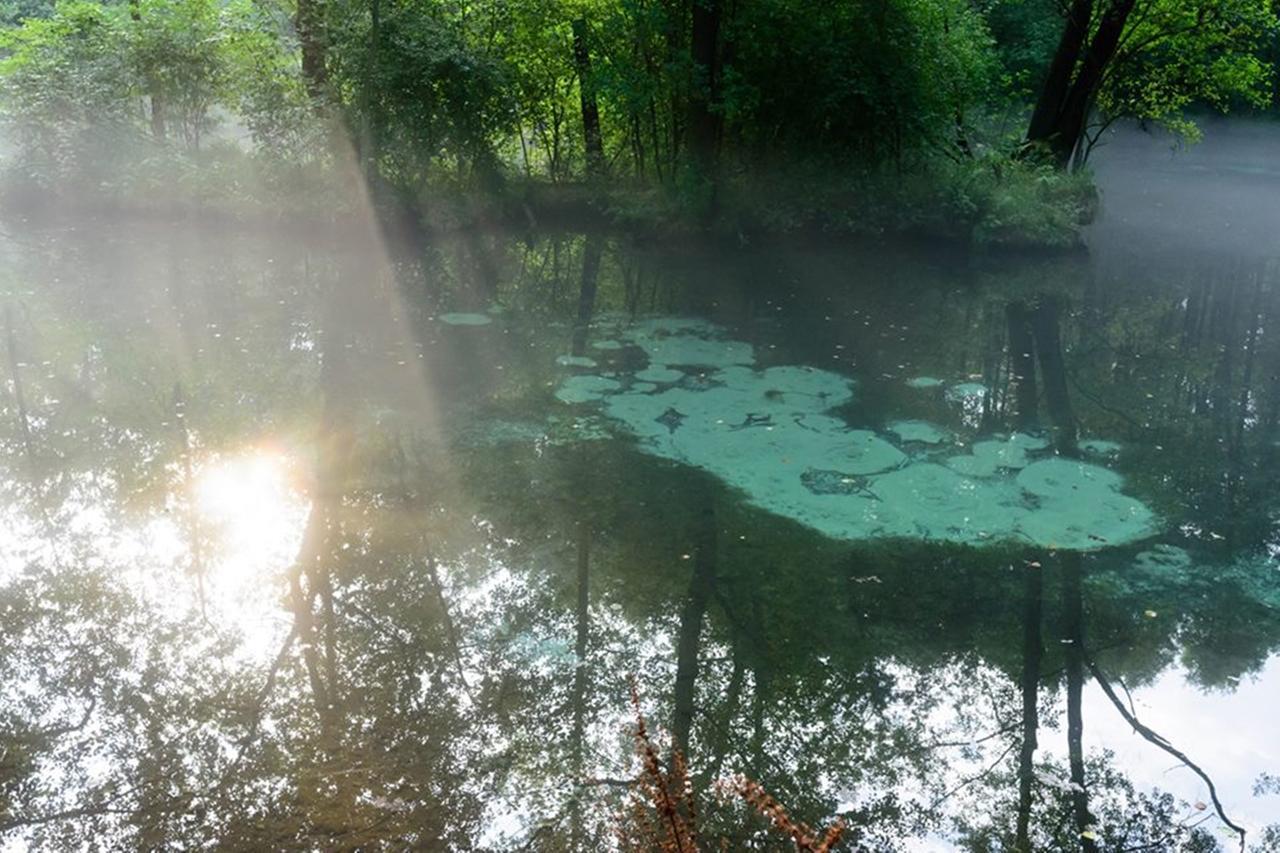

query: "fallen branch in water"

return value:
[1084, 653, 1245, 852]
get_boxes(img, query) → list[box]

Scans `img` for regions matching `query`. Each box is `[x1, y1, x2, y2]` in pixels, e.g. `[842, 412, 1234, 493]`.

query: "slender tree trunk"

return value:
[128, 0, 166, 141]
[1031, 296, 1078, 455]
[572, 18, 605, 178]
[297, 0, 328, 99]
[1007, 302, 1039, 432]
[1026, 0, 1137, 166]
[1061, 554, 1098, 852]
[670, 491, 717, 760]
[686, 0, 722, 207]
[701, 648, 743, 786]
[1027, 0, 1093, 144]
[1051, 0, 1137, 165]
[572, 235, 603, 356]
[1015, 561, 1043, 852]
[569, 523, 592, 847]
[360, 0, 382, 175]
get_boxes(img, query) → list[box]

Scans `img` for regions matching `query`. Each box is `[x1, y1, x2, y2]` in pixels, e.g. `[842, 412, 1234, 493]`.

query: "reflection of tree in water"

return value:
[3, 229, 1280, 849]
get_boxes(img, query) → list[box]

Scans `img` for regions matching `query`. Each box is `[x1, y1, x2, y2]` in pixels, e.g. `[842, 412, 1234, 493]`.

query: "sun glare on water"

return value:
[193, 449, 309, 616]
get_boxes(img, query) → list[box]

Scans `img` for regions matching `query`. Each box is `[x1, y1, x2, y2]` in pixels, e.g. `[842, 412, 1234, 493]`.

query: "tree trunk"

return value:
[1026, 0, 1093, 144]
[1026, 0, 1137, 166]
[1007, 302, 1040, 432]
[569, 523, 592, 848]
[685, 0, 722, 208]
[670, 492, 716, 760]
[1050, 0, 1137, 164]
[128, 0, 166, 142]
[572, 235, 603, 356]
[296, 0, 328, 99]
[571, 18, 605, 178]
[1015, 561, 1043, 852]
[1031, 296, 1078, 456]
[1061, 553, 1098, 853]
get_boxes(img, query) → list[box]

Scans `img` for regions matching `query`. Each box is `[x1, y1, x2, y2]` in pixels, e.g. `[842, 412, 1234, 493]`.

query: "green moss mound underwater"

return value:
[548, 317, 1155, 550]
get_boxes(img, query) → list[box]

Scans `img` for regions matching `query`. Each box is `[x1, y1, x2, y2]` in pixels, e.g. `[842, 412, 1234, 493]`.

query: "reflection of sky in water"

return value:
[1073, 656, 1280, 834]
[189, 449, 309, 648]
[895, 656, 1280, 849]
[2, 447, 307, 656]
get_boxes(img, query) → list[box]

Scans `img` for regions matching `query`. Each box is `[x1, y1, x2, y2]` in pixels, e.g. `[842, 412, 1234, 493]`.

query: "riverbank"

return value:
[0, 144, 1097, 253]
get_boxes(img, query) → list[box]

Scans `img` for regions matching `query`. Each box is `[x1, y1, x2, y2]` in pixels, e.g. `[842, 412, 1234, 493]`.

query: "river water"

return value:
[1, 122, 1278, 849]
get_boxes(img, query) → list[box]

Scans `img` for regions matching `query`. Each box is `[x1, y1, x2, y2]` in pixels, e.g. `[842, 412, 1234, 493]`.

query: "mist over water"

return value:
[3, 119, 1280, 850]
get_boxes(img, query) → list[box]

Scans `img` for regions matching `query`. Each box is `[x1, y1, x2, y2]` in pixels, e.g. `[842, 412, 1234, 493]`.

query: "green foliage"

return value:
[1096, 0, 1278, 144]
[0, 1, 133, 185]
[329, 0, 516, 187]
[0, 0, 1277, 241]
[723, 0, 1000, 161]
[126, 0, 228, 147]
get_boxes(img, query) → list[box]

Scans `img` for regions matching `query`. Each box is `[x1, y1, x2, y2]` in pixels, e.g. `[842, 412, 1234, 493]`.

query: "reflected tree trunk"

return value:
[573, 236, 604, 356]
[4, 305, 37, 484]
[1031, 296, 1078, 455]
[1015, 561, 1043, 852]
[569, 523, 592, 847]
[701, 644, 743, 786]
[1061, 553, 1097, 852]
[288, 291, 353, 753]
[4, 304, 58, 550]
[1007, 302, 1039, 432]
[172, 383, 206, 617]
[670, 490, 717, 762]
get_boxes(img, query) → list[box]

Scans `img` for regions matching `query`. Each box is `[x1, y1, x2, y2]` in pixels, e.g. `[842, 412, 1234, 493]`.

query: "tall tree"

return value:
[1025, 0, 1136, 165]
[571, 17, 604, 177]
[685, 0, 722, 210]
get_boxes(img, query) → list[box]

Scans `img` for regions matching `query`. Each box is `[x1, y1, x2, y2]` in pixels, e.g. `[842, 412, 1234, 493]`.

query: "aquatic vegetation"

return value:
[887, 419, 951, 445]
[555, 374, 623, 404]
[946, 438, 1031, 477]
[555, 318, 1156, 549]
[438, 313, 493, 326]
[635, 364, 686, 384]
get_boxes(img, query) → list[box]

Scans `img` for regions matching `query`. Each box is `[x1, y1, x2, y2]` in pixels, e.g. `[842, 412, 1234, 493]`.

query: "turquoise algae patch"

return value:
[554, 317, 1156, 549]
[555, 374, 623, 404]
[887, 420, 950, 445]
[945, 437, 1031, 477]
[635, 364, 685, 383]
[438, 312, 493, 326]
